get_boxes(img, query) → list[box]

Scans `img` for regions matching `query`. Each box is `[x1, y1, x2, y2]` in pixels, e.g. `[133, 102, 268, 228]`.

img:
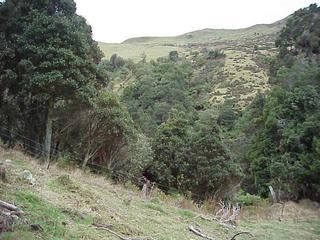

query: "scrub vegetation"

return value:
[1, 1, 320, 239]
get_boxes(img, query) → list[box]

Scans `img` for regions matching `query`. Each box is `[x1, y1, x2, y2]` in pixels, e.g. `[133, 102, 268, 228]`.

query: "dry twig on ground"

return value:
[188, 225, 217, 240]
[92, 223, 155, 240]
[188, 225, 254, 240]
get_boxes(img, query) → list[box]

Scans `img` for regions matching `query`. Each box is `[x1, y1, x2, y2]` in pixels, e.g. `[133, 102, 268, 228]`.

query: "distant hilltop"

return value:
[121, 17, 288, 45]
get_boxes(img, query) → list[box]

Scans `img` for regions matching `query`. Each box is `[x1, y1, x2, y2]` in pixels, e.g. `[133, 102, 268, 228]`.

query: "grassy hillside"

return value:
[98, 43, 184, 62]
[208, 49, 272, 107]
[122, 19, 286, 45]
[99, 19, 285, 107]
[1, 147, 320, 240]
[99, 18, 285, 61]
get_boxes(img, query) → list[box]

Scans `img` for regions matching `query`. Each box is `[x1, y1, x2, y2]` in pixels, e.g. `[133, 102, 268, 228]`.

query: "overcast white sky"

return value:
[75, 0, 319, 43]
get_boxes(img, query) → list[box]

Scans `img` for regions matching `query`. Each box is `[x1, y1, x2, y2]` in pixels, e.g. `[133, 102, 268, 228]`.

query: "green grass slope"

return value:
[122, 18, 286, 45]
[99, 18, 286, 61]
[1, 147, 320, 240]
[98, 42, 184, 62]
[99, 19, 286, 108]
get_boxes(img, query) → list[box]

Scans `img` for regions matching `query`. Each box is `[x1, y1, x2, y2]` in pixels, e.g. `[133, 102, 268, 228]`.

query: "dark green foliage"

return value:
[235, 4, 320, 201]
[122, 57, 196, 136]
[243, 85, 320, 200]
[207, 49, 226, 60]
[113, 51, 222, 137]
[0, 0, 134, 177]
[103, 47, 238, 199]
[59, 91, 136, 170]
[113, 133, 153, 183]
[0, 0, 104, 99]
[234, 190, 265, 206]
[169, 51, 179, 61]
[0, 0, 105, 157]
[276, 4, 320, 56]
[110, 54, 125, 69]
[148, 109, 240, 199]
[149, 109, 189, 190]
[103, 53, 239, 197]
[186, 112, 240, 198]
[217, 99, 238, 129]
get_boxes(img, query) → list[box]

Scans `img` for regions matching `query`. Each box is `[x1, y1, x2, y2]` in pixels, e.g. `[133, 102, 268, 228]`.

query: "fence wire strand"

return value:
[0, 125, 211, 199]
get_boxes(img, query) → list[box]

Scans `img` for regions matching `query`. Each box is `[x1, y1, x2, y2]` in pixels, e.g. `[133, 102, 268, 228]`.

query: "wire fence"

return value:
[0, 126, 246, 240]
[0, 125, 60, 155]
[0, 125, 215, 200]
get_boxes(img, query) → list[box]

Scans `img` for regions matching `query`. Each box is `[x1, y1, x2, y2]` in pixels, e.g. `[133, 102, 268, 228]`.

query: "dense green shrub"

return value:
[234, 190, 266, 206]
[234, 4, 320, 201]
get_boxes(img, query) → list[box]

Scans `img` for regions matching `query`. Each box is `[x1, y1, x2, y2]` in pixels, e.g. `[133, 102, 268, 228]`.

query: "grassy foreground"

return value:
[0, 147, 319, 240]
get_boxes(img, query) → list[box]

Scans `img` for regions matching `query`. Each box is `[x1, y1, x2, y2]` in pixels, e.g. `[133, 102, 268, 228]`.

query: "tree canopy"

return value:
[235, 4, 320, 201]
[0, 0, 105, 164]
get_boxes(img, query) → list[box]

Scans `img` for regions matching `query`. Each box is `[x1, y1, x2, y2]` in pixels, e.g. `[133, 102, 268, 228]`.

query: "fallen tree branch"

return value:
[188, 225, 217, 240]
[0, 208, 23, 217]
[92, 223, 154, 240]
[92, 223, 113, 229]
[95, 226, 129, 240]
[189, 225, 253, 240]
[0, 200, 20, 212]
[230, 232, 254, 239]
[0, 201, 24, 233]
[196, 215, 236, 229]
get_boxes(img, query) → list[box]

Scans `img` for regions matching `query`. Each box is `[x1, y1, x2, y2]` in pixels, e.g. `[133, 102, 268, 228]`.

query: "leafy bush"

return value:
[148, 109, 241, 200]
[207, 50, 226, 59]
[234, 190, 266, 206]
[234, 4, 320, 201]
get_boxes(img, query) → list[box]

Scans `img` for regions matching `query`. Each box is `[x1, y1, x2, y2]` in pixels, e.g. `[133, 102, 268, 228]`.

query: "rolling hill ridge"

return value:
[99, 18, 287, 108]
[121, 17, 287, 45]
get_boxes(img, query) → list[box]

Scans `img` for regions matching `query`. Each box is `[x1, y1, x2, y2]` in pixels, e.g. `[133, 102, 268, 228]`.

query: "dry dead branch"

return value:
[141, 177, 154, 198]
[188, 225, 217, 240]
[189, 225, 253, 240]
[230, 231, 254, 239]
[196, 215, 236, 229]
[278, 202, 286, 221]
[0, 201, 24, 217]
[92, 223, 113, 229]
[0, 200, 20, 212]
[214, 201, 241, 225]
[92, 223, 154, 240]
